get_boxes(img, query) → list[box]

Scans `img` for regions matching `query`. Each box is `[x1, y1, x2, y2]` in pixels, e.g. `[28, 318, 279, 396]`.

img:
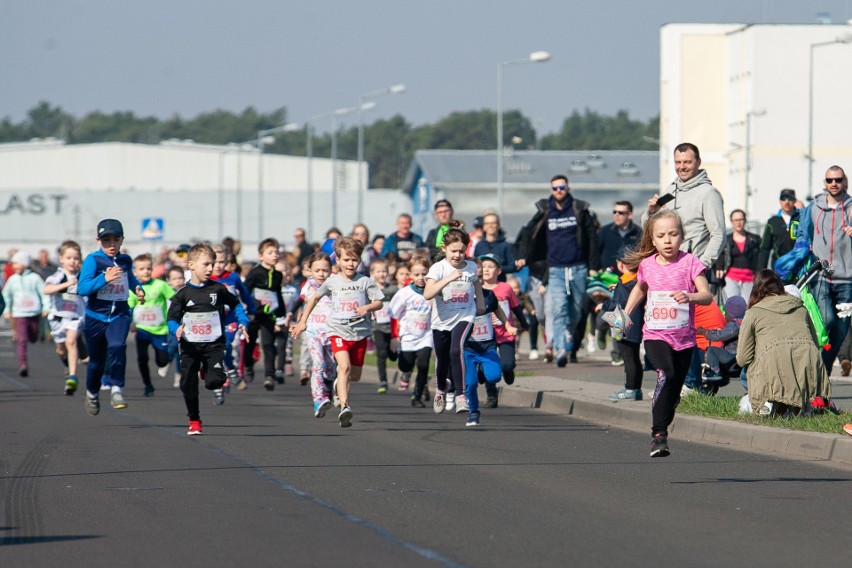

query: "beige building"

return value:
[660, 23, 852, 229]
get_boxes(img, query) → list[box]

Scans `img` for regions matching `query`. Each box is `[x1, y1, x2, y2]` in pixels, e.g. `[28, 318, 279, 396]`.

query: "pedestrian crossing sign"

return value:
[141, 218, 164, 241]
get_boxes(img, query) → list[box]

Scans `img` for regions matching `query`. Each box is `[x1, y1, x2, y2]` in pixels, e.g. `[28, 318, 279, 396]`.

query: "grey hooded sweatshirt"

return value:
[641, 169, 725, 268]
[800, 192, 852, 282]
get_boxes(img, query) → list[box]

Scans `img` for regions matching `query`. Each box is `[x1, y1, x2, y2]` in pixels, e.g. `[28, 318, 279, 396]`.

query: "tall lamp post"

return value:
[257, 122, 300, 241]
[808, 34, 852, 196]
[497, 51, 550, 219]
[357, 84, 406, 221]
[745, 109, 766, 214]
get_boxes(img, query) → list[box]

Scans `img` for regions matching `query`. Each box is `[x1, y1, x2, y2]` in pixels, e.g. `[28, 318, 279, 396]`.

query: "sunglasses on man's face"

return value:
[780, 196, 796, 202]
[826, 177, 845, 184]
[551, 185, 567, 191]
[613, 210, 630, 215]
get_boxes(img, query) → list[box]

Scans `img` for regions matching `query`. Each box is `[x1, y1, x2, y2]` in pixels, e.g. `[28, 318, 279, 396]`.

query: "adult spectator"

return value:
[642, 142, 725, 269]
[292, 228, 314, 266]
[798, 165, 852, 372]
[31, 249, 58, 280]
[381, 213, 424, 262]
[715, 209, 761, 300]
[425, 199, 455, 260]
[757, 188, 800, 269]
[467, 216, 484, 256]
[598, 200, 641, 273]
[515, 174, 599, 367]
[474, 212, 516, 277]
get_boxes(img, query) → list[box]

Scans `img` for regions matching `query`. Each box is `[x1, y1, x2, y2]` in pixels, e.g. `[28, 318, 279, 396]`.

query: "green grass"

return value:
[678, 394, 850, 435]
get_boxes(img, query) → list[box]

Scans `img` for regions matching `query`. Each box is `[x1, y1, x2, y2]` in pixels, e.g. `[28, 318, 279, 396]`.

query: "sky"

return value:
[4, 0, 852, 135]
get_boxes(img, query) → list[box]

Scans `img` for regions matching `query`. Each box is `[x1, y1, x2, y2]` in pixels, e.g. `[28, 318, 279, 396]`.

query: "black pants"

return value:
[644, 340, 693, 436]
[398, 347, 432, 399]
[180, 341, 227, 421]
[433, 321, 472, 396]
[246, 317, 276, 378]
[274, 328, 288, 373]
[619, 340, 643, 391]
[136, 335, 170, 387]
[527, 313, 539, 350]
[485, 341, 516, 399]
[373, 330, 398, 383]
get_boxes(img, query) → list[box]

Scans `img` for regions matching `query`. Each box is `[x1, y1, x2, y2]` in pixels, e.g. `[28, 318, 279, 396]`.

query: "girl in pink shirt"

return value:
[621, 210, 712, 458]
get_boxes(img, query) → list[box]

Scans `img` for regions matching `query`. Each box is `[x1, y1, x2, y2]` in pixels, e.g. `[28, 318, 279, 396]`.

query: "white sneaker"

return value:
[157, 363, 170, 378]
[446, 392, 456, 412]
[433, 392, 446, 414]
[758, 401, 774, 416]
[332, 378, 340, 408]
[173, 373, 181, 388]
[680, 384, 694, 397]
[528, 349, 540, 361]
[455, 394, 469, 414]
[586, 333, 597, 353]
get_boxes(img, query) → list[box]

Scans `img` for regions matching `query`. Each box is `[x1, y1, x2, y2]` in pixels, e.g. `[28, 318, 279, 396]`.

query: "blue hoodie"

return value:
[78, 249, 142, 323]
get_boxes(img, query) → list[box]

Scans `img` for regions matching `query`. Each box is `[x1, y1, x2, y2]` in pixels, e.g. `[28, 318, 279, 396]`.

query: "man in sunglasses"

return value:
[642, 142, 725, 270]
[757, 188, 800, 269]
[598, 201, 641, 274]
[515, 174, 599, 367]
[797, 165, 852, 374]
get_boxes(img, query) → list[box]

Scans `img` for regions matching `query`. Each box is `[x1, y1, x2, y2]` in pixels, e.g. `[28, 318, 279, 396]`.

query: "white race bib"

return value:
[134, 305, 165, 327]
[374, 303, 391, 324]
[441, 281, 472, 310]
[253, 289, 279, 312]
[308, 300, 331, 329]
[470, 315, 494, 342]
[58, 293, 81, 314]
[97, 273, 129, 301]
[403, 311, 431, 337]
[18, 293, 40, 311]
[181, 311, 223, 343]
[645, 291, 689, 330]
[332, 289, 366, 320]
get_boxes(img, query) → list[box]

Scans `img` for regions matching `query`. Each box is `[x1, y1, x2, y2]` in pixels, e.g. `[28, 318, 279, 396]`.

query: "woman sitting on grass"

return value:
[736, 269, 831, 416]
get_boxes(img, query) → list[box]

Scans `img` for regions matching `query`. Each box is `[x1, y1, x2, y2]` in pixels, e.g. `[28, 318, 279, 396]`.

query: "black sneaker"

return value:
[650, 434, 670, 458]
[482, 396, 498, 408]
[569, 352, 578, 364]
[556, 352, 568, 367]
[410, 396, 425, 408]
[263, 377, 275, 391]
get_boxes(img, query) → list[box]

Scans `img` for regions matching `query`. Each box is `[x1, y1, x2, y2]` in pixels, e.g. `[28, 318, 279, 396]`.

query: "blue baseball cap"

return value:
[97, 218, 124, 238]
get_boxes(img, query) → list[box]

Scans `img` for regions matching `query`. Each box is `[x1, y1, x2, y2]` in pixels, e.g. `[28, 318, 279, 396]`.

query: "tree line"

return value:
[2, 102, 660, 189]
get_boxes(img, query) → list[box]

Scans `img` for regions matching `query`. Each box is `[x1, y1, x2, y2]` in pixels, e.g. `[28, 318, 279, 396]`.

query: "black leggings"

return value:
[644, 340, 693, 436]
[527, 314, 539, 350]
[398, 347, 432, 399]
[432, 321, 472, 396]
[373, 330, 398, 383]
[136, 336, 170, 387]
[275, 329, 288, 373]
[246, 317, 276, 378]
[620, 340, 643, 391]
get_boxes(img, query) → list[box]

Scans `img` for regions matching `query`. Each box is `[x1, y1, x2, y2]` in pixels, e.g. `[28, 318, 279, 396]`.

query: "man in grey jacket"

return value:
[641, 143, 725, 269]
[797, 165, 852, 373]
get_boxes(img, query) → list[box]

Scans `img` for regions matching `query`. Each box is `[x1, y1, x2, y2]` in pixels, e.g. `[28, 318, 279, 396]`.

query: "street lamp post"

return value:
[257, 123, 299, 241]
[745, 109, 766, 214]
[497, 51, 550, 219]
[357, 84, 406, 221]
[808, 35, 852, 196]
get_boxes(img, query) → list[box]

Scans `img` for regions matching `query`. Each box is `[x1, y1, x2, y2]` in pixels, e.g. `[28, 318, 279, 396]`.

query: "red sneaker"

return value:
[187, 420, 203, 435]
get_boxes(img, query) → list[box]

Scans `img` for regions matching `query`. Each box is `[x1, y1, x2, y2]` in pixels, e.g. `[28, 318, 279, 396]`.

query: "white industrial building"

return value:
[0, 140, 410, 258]
[660, 22, 852, 229]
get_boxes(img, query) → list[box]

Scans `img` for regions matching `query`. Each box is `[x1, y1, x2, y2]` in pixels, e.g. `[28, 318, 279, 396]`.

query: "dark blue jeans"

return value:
[84, 315, 131, 395]
[814, 278, 852, 372]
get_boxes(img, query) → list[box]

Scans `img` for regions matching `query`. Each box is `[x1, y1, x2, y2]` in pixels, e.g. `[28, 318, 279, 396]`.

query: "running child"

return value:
[388, 256, 434, 406]
[291, 238, 384, 428]
[166, 266, 186, 388]
[463, 261, 517, 426]
[297, 258, 314, 386]
[424, 222, 485, 414]
[605, 210, 711, 457]
[77, 219, 146, 415]
[295, 252, 335, 417]
[128, 253, 175, 397]
[274, 261, 299, 384]
[244, 238, 286, 390]
[167, 243, 249, 435]
[2, 251, 49, 377]
[479, 253, 528, 408]
[43, 241, 89, 394]
[210, 244, 255, 391]
[370, 258, 399, 394]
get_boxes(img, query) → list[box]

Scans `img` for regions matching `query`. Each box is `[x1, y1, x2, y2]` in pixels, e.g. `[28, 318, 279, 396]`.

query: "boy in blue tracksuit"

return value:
[77, 219, 145, 415]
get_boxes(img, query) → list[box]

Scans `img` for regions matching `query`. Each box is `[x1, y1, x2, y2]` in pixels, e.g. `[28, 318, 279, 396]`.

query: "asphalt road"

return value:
[2, 335, 851, 568]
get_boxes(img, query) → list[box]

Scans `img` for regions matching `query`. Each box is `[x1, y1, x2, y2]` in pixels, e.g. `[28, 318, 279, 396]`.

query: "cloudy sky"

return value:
[3, 0, 852, 133]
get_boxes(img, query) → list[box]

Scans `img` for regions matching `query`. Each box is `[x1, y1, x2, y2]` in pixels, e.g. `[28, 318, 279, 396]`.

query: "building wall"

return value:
[662, 23, 852, 229]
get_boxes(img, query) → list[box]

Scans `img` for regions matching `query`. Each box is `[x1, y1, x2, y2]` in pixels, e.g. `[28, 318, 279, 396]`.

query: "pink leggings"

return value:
[14, 316, 40, 368]
[307, 334, 334, 403]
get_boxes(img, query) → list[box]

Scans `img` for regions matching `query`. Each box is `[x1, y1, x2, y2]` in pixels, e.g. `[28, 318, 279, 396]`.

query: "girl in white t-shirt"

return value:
[610, 210, 712, 458]
[424, 223, 485, 414]
[389, 256, 434, 407]
[299, 253, 335, 418]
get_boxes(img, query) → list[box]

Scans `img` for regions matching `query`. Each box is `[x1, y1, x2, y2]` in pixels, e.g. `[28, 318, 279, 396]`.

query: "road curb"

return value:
[501, 386, 852, 468]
